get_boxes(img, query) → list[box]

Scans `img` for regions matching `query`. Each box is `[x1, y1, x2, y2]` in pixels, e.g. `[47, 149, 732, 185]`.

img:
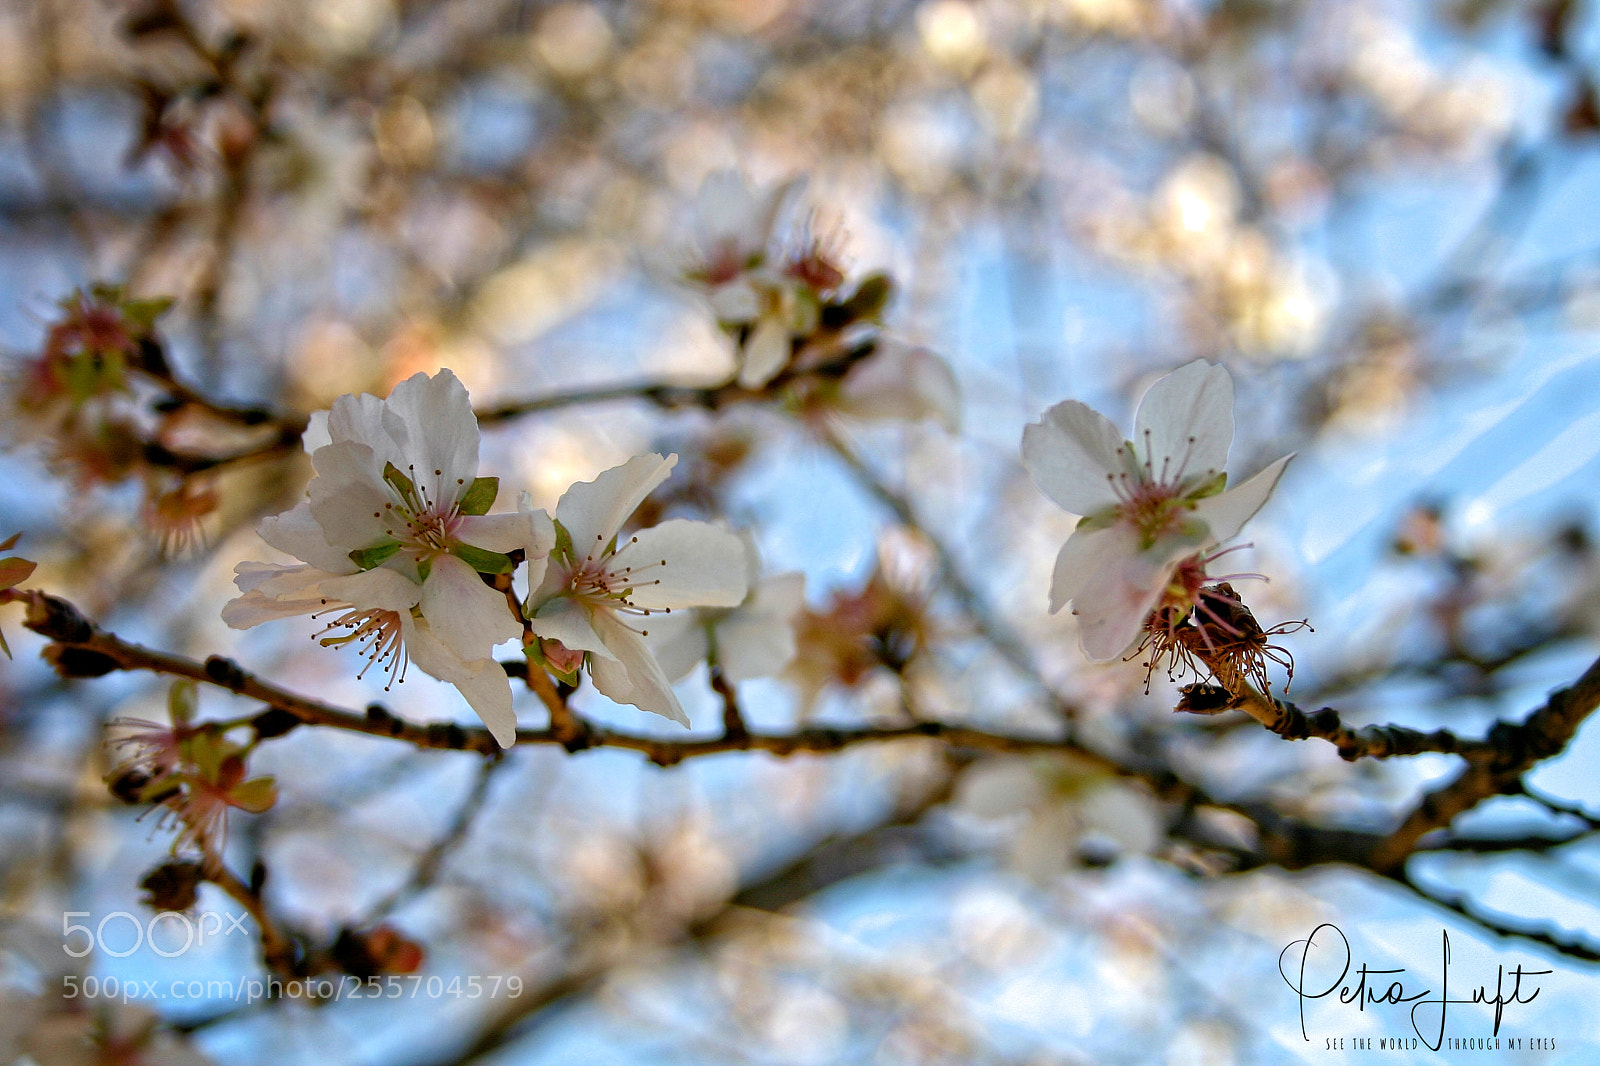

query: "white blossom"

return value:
[1020, 360, 1290, 660]
[526, 454, 749, 724]
[686, 170, 813, 388]
[223, 370, 553, 747]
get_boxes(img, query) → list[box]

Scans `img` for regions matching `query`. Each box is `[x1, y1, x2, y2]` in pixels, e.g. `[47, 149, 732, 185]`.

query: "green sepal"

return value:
[229, 776, 278, 814]
[120, 296, 174, 331]
[458, 477, 498, 515]
[168, 678, 198, 728]
[416, 557, 432, 584]
[524, 642, 581, 687]
[349, 539, 402, 571]
[840, 272, 893, 323]
[1075, 509, 1120, 533]
[551, 519, 574, 561]
[454, 543, 514, 575]
[1189, 470, 1228, 499]
[0, 556, 35, 591]
[383, 461, 416, 500]
[182, 729, 239, 782]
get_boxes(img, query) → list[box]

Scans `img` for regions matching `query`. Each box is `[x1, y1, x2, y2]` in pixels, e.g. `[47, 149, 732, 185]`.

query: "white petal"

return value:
[302, 410, 332, 454]
[589, 610, 689, 725]
[457, 508, 555, 558]
[1191, 454, 1293, 544]
[1047, 524, 1134, 615]
[1021, 400, 1126, 516]
[1132, 360, 1233, 486]
[319, 566, 423, 614]
[646, 611, 710, 682]
[419, 554, 523, 661]
[738, 317, 790, 387]
[746, 570, 806, 620]
[222, 564, 328, 628]
[715, 604, 799, 682]
[258, 502, 356, 574]
[231, 560, 308, 595]
[608, 519, 749, 610]
[709, 280, 761, 322]
[307, 441, 395, 551]
[696, 170, 759, 250]
[528, 596, 615, 660]
[382, 369, 481, 506]
[325, 391, 395, 466]
[406, 621, 517, 748]
[1072, 534, 1199, 661]
[555, 453, 677, 554]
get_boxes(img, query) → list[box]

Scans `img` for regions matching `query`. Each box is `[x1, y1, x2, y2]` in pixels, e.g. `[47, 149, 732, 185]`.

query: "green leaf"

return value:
[0, 532, 21, 553]
[457, 476, 499, 515]
[454, 543, 514, 575]
[0, 625, 10, 659]
[168, 679, 198, 728]
[383, 461, 417, 500]
[349, 540, 402, 571]
[552, 519, 573, 560]
[228, 776, 278, 814]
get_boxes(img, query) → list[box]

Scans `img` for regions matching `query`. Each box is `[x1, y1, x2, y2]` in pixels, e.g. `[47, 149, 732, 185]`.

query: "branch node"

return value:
[204, 654, 247, 691]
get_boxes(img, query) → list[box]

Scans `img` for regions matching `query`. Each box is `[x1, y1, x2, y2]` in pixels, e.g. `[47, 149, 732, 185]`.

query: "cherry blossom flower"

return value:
[223, 370, 553, 747]
[1020, 360, 1291, 660]
[685, 170, 824, 388]
[525, 454, 748, 724]
[649, 538, 806, 684]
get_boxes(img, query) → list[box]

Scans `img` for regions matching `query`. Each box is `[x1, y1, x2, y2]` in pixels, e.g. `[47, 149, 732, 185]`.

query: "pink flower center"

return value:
[379, 464, 466, 561]
[566, 534, 671, 634]
[1106, 432, 1213, 546]
[313, 601, 409, 688]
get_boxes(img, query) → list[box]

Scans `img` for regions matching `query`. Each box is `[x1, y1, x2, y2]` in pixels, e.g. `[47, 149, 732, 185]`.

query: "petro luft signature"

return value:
[1279, 923, 1551, 1051]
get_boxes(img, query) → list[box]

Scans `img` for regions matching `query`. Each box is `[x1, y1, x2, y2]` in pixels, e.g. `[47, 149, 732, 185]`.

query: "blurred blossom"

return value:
[310, 0, 395, 54]
[22, 1001, 215, 1066]
[971, 63, 1039, 140]
[879, 99, 969, 192]
[917, 0, 988, 74]
[533, 4, 614, 79]
[1157, 155, 1239, 256]
[833, 340, 962, 431]
[650, 536, 806, 684]
[1129, 56, 1195, 135]
[471, 240, 624, 346]
[1058, 0, 1164, 37]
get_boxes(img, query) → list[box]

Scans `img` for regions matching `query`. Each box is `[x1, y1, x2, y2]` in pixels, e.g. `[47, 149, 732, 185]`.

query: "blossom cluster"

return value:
[684, 171, 960, 432]
[223, 369, 800, 743]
